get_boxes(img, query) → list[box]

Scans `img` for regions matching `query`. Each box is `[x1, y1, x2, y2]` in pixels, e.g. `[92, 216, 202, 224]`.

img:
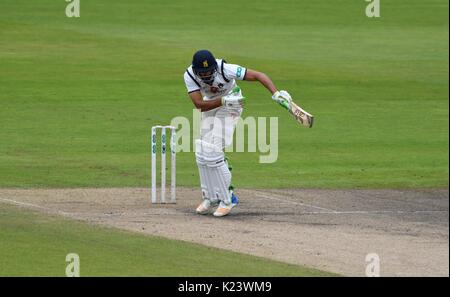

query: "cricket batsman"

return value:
[184, 49, 303, 217]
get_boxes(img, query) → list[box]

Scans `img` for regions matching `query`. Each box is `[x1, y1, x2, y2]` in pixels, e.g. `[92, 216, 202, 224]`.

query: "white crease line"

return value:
[1, 197, 447, 218]
[0, 198, 73, 216]
[254, 192, 448, 215]
[255, 191, 338, 213]
[0, 198, 182, 218]
[298, 210, 448, 215]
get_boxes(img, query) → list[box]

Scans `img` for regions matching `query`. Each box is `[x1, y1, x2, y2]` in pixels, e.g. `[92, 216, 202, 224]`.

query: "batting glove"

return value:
[272, 90, 292, 110]
[222, 96, 244, 108]
[222, 87, 245, 108]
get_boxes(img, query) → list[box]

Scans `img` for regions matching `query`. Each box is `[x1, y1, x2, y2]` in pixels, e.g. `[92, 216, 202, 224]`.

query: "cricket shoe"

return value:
[213, 193, 239, 217]
[196, 199, 219, 215]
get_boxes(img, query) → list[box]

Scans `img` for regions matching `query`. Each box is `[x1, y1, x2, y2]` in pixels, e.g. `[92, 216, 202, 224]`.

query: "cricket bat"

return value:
[278, 98, 314, 128]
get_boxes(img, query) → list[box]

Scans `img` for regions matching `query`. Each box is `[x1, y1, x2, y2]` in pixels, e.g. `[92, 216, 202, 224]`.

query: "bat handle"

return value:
[277, 99, 290, 110]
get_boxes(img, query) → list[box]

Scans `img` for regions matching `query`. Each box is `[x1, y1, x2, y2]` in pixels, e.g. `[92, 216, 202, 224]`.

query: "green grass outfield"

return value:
[0, 203, 333, 276]
[0, 0, 448, 189]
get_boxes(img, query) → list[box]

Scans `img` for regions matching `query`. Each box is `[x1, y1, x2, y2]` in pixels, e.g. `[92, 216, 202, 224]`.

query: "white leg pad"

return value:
[196, 140, 232, 204]
[196, 153, 217, 203]
[209, 161, 232, 204]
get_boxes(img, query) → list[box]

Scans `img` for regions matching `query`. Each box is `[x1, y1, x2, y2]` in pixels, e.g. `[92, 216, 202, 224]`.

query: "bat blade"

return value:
[289, 100, 314, 128]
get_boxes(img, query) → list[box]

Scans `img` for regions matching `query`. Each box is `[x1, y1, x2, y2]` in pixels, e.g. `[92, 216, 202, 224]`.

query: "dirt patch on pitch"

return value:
[0, 187, 448, 276]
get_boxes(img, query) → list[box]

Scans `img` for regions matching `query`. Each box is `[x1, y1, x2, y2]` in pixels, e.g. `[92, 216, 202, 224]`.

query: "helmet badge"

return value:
[203, 60, 208, 68]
